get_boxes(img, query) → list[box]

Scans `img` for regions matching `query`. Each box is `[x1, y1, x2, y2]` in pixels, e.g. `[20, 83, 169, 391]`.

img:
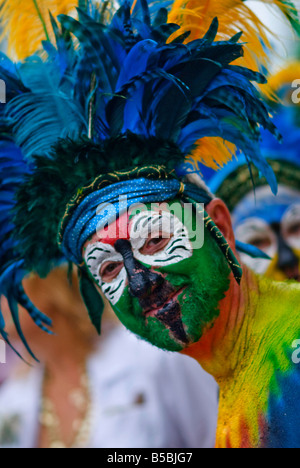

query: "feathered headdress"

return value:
[0, 0, 297, 357]
[207, 60, 300, 212]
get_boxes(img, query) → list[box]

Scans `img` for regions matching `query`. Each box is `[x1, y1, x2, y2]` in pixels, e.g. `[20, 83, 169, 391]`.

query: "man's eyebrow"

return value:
[132, 214, 153, 230]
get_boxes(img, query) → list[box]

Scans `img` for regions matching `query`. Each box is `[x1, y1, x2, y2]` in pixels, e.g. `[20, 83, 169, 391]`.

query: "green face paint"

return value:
[83, 200, 231, 351]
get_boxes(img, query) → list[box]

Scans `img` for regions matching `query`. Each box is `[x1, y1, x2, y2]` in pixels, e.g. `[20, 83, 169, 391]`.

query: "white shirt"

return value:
[0, 326, 218, 448]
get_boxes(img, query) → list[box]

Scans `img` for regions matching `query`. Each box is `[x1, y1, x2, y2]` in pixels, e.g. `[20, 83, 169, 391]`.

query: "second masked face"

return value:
[83, 200, 231, 351]
[233, 186, 300, 281]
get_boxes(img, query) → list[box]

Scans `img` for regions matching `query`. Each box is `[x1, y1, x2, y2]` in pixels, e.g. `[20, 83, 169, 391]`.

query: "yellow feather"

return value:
[186, 138, 237, 171]
[0, 0, 80, 60]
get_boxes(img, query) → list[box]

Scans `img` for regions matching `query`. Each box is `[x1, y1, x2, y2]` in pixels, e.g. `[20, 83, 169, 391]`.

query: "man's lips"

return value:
[143, 288, 186, 318]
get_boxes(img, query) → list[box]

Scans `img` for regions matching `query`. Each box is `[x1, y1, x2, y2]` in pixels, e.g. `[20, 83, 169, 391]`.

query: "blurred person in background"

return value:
[0, 266, 218, 448]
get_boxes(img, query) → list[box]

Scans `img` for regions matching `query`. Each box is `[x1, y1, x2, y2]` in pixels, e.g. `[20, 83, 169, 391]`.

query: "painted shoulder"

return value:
[257, 274, 300, 319]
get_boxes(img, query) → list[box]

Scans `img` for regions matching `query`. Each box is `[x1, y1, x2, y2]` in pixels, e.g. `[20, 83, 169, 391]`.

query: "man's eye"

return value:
[100, 262, 123, 282]
[140, 233, 172, 255]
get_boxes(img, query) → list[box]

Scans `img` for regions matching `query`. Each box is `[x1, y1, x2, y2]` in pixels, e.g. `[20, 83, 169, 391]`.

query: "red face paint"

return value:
[88, 212, 131, 246]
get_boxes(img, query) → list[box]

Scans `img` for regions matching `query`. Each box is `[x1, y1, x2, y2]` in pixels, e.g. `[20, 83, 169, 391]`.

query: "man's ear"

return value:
[206, 198, 236, 251]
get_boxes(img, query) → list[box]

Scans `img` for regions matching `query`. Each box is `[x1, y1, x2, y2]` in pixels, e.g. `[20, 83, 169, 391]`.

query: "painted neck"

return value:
[181, 267, 259, 379]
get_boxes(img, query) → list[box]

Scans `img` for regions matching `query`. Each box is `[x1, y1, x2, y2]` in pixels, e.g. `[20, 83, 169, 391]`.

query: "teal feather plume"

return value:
[0, 0, 282, 356]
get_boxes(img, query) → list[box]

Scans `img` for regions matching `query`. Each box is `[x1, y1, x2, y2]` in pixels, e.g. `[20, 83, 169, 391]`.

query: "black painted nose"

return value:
[115, 239, 164, 299]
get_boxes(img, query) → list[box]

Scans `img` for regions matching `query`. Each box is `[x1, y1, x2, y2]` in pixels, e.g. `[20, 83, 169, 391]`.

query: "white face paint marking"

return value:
[130, 211, 192, 267]
[84, 211, 193, 305]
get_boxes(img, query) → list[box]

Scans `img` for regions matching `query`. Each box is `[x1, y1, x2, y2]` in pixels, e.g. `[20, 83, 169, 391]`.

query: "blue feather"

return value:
[139, 0, 151, 27]
[17, 285, 53, 332]
[5, 57, 87, 159]
[7, 294, 39, 362]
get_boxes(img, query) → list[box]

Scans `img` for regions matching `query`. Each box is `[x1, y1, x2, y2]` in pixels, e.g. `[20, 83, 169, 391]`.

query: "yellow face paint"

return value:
[264, 250, 300, 282]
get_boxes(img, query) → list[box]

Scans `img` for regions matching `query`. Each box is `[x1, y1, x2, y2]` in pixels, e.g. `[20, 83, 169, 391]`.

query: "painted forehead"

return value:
[233, 185, 300, 227]
[85, 205, 189, 258]
[85, 202, 183, 246]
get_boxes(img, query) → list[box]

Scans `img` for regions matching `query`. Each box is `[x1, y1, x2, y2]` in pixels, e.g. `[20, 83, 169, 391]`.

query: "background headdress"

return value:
[0, 0, 298, 357]
[207, 60, 300, 212]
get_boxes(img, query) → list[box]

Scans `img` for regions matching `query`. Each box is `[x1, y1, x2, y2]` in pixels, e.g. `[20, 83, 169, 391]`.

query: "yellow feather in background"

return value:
[168, 0, 300, 170]
[0, 0, 79, 60]
[186, 137, 237, 171]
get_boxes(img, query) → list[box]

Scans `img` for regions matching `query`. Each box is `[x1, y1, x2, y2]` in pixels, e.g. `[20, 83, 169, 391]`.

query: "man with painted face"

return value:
[207, 63, 300, 282]
[77, 176, 300, 449]
[1, 0, 300, 450]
